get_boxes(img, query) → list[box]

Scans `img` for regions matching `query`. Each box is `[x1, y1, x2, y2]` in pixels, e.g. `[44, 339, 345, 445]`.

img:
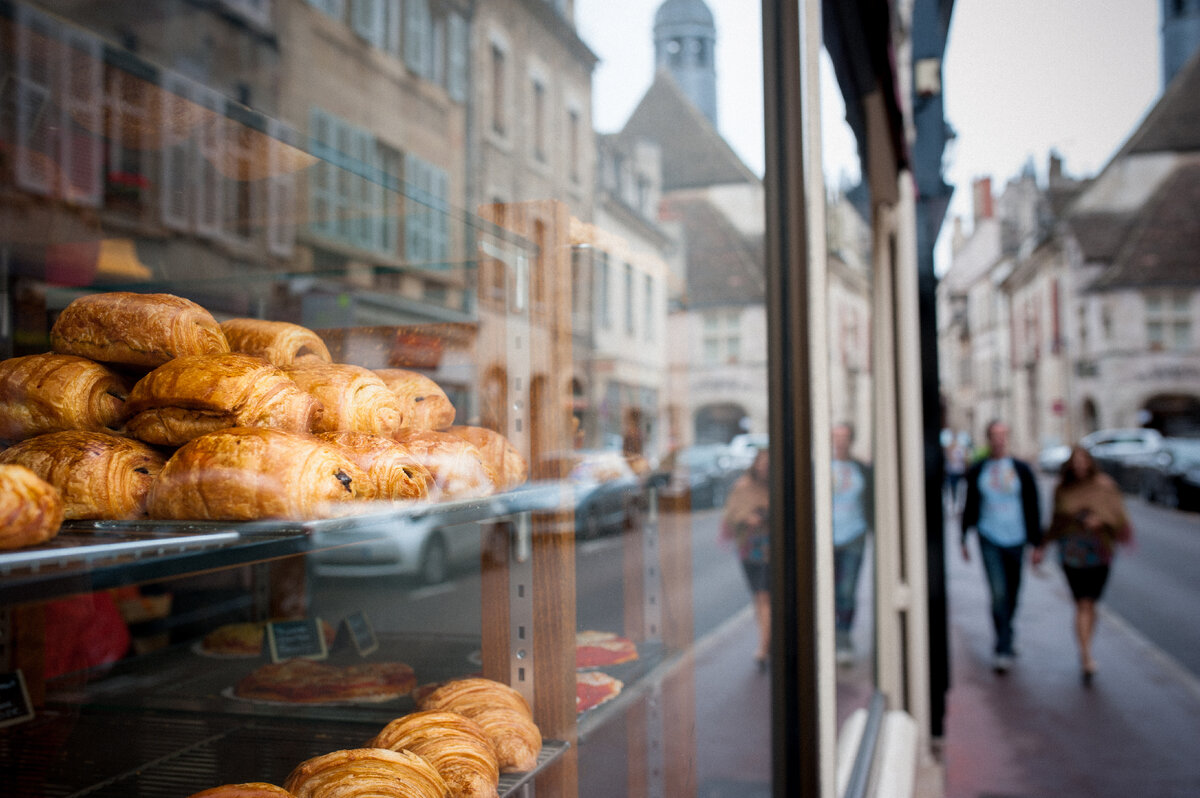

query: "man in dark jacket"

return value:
[961, 419, 1042, 673]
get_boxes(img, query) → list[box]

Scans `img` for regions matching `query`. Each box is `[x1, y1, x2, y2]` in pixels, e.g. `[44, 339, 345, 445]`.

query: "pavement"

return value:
[938, 518, 1200, 798]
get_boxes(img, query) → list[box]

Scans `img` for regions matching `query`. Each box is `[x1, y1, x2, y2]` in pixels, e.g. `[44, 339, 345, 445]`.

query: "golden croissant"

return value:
[392, 431, 498, 501]
[0, 431, 164, 520]
[416, 678, 540, 772]
[51, 291, 229, 369]
[374, 369, 456, 431]
[147, 427, 373, 521]
[284, 364, 404, 436]
[316, 432, 434, 501]
[186, 784, 297, 798]
[283, 748, 448, 798]
[370, 711, 499, 798]
[220, 318, 332, 367]
[0, 353, 130, 443]
[445, 426, 526, 491]
[0, 463, 64, 550]
[126, 353, 322, 447]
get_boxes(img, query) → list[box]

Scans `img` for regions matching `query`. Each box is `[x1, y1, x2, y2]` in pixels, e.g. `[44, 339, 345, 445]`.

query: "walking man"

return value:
[961, 419, 1042, 673]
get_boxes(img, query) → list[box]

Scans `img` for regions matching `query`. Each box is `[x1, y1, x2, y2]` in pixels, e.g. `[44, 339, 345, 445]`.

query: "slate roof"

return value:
[660, 194, 766, 307]
[1068, 212, 1137, 265]
[1117, 45, 1200, 157]
[619, 70, 761, 191]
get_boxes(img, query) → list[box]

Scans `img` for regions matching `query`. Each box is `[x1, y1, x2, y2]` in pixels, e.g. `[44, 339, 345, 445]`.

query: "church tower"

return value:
[653, 0, 718, 127]
[1161, 0, 1200, 88]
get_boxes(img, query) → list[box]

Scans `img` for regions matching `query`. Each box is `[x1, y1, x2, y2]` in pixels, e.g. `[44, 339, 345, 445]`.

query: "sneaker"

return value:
[993, 653, 1014, 674]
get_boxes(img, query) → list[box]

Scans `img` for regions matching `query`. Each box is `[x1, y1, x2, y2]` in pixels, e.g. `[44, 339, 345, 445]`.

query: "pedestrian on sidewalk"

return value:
[1033, 444, 1133, 686]
[960, 419, 1043, 673]
[831, 422, 872, 665]
[721, 447, 772, 672]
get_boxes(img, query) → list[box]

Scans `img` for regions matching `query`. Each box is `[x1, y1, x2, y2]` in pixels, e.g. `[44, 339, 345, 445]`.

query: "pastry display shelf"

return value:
[0, 707, 568, 798]
[0, 487, 574, 606]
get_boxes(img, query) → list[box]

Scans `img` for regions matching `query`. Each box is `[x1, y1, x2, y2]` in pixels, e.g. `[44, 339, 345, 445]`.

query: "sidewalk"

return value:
[940, 524, 1200, 798]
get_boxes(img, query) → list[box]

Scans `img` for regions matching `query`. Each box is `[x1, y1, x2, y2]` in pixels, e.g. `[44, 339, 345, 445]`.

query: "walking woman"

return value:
[722, 447, 771, 672]
[1033, 445, 1133, 685]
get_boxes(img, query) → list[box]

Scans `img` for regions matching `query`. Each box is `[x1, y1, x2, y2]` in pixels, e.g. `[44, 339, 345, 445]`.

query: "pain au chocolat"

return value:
[0, 430, 164, 520]
[315, 432, 434, 501]
[445, 426, 526, 491]
[283, 363, 404, 437]
[374, 369, 456, 431]
[51, 291, 229, 369]
[393, 430, 498, 501]
[370, 710, 500, 798]
[283, 748, 448, 798]
[0, 353, 130, 443]
[0, 464, 64, 550]
[147, 427, 373, 521]
[220, 318, 332, 367]
[126, 353, 322, 447]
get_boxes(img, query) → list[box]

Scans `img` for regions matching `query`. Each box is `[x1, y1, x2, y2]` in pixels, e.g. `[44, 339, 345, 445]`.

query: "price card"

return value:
[342, 610, 379, 657]
[266, 618, 329, 663]
[0, 670, 35, 729]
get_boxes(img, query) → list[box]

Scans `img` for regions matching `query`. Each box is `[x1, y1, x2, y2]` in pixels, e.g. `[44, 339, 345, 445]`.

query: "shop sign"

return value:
[267, 618, 330, 662]
[0, 671, 34, 728]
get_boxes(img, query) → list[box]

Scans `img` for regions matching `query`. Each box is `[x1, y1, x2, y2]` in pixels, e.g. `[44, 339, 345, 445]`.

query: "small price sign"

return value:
[266, 618, 329, 663]
[342, 610, 379, 657]
[0, 670, 35, 729]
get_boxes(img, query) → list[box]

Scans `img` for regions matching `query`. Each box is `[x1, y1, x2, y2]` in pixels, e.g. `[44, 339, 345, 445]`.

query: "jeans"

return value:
[977, 536, 1025, 655]
[834, 535, 867, 634]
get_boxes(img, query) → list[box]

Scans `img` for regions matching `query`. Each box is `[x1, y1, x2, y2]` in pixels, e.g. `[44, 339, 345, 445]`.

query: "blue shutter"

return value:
[351, 0, 385, 48]
[447, 12, 468, 102]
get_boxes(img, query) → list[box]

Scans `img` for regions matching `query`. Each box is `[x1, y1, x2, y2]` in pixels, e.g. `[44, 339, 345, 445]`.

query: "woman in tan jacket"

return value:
[722, 448, 771, 671]
[1033, 445, 1132, 685]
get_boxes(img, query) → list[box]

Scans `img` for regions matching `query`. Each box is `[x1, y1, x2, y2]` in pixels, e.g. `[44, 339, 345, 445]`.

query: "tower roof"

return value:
[654, 0, 714, 30]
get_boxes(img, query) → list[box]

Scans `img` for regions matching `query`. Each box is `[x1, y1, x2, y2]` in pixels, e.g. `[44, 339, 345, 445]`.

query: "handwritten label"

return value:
[0, 671, 34, 729]
[266, 618, 329, 663]
[343, 611, 379, 657]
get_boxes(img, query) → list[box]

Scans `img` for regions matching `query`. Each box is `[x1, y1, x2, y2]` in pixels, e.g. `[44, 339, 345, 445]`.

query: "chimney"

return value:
[1049, 151, 1063, 186]
[972, 177, 994, 223]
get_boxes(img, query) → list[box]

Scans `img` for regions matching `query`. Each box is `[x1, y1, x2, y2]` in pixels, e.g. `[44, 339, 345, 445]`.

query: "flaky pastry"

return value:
[284, 364, 404, 436]
[370, 711, 499, 798]
[186, 784, 297, 798]
[51, 291, 229, 369]
[445, 426, 526, 491]
[0, 430, 164, 520]
[374, 369, 456, 431]
[0, 353, 130, 443]
[316, 432, 434, 501]
[392, 430, 498, 501]
[147, 427, 373, 521]
[126, 353, 322, 446]
[416, 678, 540, 772]
[220, 318, 332, 367]
[0, 464, 63, 550]
[283, 748, 448, 798]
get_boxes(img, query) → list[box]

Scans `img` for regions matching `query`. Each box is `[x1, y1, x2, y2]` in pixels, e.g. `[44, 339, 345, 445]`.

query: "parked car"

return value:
[533, 450, 644, 539]
[656, 443, 741, 510]
[1135, 438, 1200, 511]
[726, 433, 769, 471]
[1037, 442, 1073, 474]
[1081, 428, 1165, 491]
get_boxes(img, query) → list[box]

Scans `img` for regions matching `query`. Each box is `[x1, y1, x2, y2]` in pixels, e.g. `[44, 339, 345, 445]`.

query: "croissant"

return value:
[126, 353, 322, 447]
[370, 711, 499, 798]
[316, 432, 434, 501]
[0, 431, 164, 520]
[392, 431, 498, 501]
[283, 748, 448, 798]
[445, 426, 527, 491]
[147, 427, 373, 521]
[0, 464, 63, 550]
[467, 707, 542, 773]
[374, 369, 456, 431]
[187, 784, 297, 798]
[221, 318, 332, 367]
[0, 353, 130, 443]
[284, 364, 404, 436]
[51, 291, 229, 369]
[417, 677, 533, 719]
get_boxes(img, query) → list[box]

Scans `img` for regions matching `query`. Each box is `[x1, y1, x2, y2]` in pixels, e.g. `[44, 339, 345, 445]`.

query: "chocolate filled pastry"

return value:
[283, 748, 448, 798]
[392, 430, 498, 501]
[0, 353, 130, 443]
[148, 427, 373, 521]
[51, 291, 229, 369]
[126, 353, 322, 447]
[220, 318, 332, 367]
[370, 710, 500, 798]
[187, 784, 297, 798]
[416, 678, 540, 773]
[374, 369, 456, 431]
[284, 364, 404, 436]
[0, 464, 64, 550]
[316, 432, 434, 501]
[0, 431, 164, 520]
[445, 426, 527, 491]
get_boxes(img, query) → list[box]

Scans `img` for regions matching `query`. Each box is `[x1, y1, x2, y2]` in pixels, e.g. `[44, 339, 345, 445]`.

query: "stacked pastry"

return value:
[417, 678, 542, 773]
[0, 291, 528, 545]
[370, 711, 500, 798]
